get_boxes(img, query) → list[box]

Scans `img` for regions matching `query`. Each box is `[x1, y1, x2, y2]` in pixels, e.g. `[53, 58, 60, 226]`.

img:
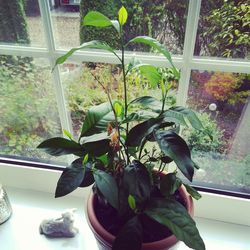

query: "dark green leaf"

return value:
[160, 156, 173, 163]
[125, 118, 162, 147]
[160, 173, 182, 196]
[80, 102, 113, 137]
[183, 184, 202, 200]
[170, 107, 203, 130]
[162, 109, 188, 127]
[81, 132, 111, 156]
[94, 170, 118, 209]
[154, 131, 195, 181]
[37, 137, 84, 157]
[128, 96, 162, 113]
[112, 216, 142, 250]
[145, 198, 205, 250]
[128, 36, 180, 78]
[79, 162, 95, 187]
[122, 110, 157, 123]
[54, 41, 117, 68]
[123, 161, 151, 208]
[55, 158, 85, 197]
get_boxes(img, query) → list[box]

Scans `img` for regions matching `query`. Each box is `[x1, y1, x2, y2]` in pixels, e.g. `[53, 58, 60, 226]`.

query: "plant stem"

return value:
[121, 28, 129, 164]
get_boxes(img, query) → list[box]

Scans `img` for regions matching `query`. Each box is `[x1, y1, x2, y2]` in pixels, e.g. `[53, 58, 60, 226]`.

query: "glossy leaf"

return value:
[94, 170, 118, 209]
[125, 118, 162, 147]
[112, 216, 142, 250]
[55, 158, 85, 197]
[183, 183, 202, 200]
[154, 130, 195, 181]
[160, 173, 182, 196]
[54, 41, 117, 69]
[83, 11, 120, 33]
[80, 102, 113, 137]
[128, 36, 180, 78]
[122, 110, 157, 123]
[128, 96, 162, 113]
[170, 107, 203, 130]
[162, 109, 188, 127]
[37, 137, 84, 157]
[118, 6, 128, 25]
[123, 161, 151, 208]
[145, 198, 205, 250]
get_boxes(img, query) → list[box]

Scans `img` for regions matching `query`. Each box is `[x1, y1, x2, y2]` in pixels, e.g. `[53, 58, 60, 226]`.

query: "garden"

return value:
[0, 0, 249, 192]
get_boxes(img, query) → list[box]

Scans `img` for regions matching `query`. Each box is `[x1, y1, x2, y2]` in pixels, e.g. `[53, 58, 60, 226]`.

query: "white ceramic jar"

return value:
[0, 184, 12, 224]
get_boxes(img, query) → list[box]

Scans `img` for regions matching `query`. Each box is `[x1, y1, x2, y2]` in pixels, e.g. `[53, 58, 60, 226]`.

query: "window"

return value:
[0, 0, 249, 197]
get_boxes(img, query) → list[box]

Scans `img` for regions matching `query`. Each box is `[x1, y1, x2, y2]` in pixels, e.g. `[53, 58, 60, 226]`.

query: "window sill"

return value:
[0, 186, 249, 250]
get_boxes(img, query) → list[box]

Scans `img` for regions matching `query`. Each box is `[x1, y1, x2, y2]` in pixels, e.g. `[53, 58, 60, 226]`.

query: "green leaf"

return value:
[183, 183, 202, 200]
[123, 161, 151, 208]
[83, 11, 112, 27]
[54, 40, 118, 69]
[145, 198, 205, 250]
[170, 107, 203, 130]
[128, 63, 161, 88]
[160, 173, 182, 196]
[154, 131, 195, 181]
[162, 109, 188, 127]
[79, 161, 95, 187]
[128, 96, 162, 113]
[122, 110, 157, 123]
[37, 137, 84, 157]
[125, 118, 162, 147]
[128, 194, 136, 210]
[83, 11, 120, 33]
[80, 102, 113, 137]
[81, 133, 111, 157]
[63, 129, 73, 140]
[94, 170, 118, 209]
[112, 216, 142, 250]
[55, 158, 85, 197]
[128, 36, 180, 78]
[113, 100, 124, 118]
[118, 6, 128, 25]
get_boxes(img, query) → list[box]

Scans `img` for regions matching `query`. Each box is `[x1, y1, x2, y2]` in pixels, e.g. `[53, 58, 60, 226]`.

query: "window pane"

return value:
[0, 1, 46, 47]
[50, 1, 188, 54]
[60, 62, 178, 138]
[194, 1, 250, 59]
[0, 56, 63, 162]
[186, 70, 250, 193]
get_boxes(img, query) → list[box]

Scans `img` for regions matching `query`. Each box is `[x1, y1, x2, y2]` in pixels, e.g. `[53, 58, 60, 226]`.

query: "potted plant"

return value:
[38, 6, 205, 250]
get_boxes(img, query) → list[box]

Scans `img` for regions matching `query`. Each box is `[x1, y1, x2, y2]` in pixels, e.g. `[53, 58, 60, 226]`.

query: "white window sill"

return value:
[0, 186, 249, 250]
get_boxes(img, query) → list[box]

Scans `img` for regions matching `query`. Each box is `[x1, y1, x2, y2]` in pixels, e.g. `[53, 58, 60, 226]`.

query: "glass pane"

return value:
[0, 0, 46, 47]
[61, 62, 178, 138]
[0, 55, 63, 162]
[194, 1, 250, 59]
[186, 70, 250, 193]
[50, 0, 188, 54]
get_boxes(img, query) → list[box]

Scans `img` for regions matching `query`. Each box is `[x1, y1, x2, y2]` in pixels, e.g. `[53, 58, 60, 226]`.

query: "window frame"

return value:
[0, 0, 249, 214]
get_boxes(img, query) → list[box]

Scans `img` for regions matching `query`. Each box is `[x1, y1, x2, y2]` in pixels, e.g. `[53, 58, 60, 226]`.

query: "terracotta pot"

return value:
[87, 185, 194, 250]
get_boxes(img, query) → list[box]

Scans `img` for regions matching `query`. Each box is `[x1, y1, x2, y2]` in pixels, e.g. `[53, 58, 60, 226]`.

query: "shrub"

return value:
[182, 112, 224, 153]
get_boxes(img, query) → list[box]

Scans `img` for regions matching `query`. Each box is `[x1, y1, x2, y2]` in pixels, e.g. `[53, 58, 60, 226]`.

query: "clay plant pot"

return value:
[87, 185, 194, 250]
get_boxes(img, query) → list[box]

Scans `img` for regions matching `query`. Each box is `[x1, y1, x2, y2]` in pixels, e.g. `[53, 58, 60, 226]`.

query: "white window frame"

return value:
[0, 0, 249, 226]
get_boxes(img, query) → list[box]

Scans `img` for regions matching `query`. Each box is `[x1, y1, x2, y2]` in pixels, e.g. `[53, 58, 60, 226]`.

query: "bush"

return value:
[0, 60, 61, 158]
[182, 112, 224, 153]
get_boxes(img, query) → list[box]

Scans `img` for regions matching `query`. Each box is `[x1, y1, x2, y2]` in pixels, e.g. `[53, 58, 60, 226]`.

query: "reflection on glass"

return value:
[0, 0, 46, 47]
[185, 70, 250, 193]
[194, 1, 250, 59]
[0, 56, 62, 160]
[61, 62, 178, 137]
[51, 0, 187, 54]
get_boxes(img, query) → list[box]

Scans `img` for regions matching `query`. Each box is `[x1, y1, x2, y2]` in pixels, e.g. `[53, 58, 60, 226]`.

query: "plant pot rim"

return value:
[87, 185, 194, 250]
